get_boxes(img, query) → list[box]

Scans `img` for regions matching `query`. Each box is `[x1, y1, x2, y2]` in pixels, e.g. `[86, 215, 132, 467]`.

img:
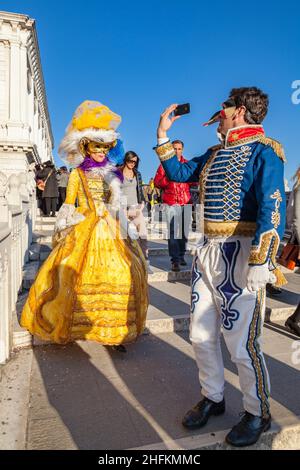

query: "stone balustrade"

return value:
[0, 169, 36, 364]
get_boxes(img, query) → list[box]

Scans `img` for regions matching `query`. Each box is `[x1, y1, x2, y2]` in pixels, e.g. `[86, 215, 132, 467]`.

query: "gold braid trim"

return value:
[155, 141, 176, 162]
[257, 136, 286, 162]
[249, 230, 279, 265]
[247, 288, 270, 418]
[248, 230, 287, 286]
[199, 147, 221, 204]
[270, 189, 282, 229]
[226, 135, 262, 148]
[77, 168, 97, 213]
[204, 221, 257, 237]
[272, 267, 288, 287]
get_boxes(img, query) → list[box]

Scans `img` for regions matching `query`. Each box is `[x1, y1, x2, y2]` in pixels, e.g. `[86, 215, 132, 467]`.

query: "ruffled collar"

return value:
[78, 157, 123, 182]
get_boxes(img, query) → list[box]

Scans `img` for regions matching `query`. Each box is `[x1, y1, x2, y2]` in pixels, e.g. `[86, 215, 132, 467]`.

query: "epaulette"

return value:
[257, 136, 286, 162]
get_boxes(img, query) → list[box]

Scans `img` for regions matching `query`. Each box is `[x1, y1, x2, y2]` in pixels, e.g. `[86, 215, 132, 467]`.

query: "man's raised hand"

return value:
[157, 104, 182, 139]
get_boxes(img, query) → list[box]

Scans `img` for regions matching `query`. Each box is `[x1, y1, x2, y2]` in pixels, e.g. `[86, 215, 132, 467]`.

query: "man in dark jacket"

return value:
[37, 161, 59, 217]
[154, 140, 191, 271]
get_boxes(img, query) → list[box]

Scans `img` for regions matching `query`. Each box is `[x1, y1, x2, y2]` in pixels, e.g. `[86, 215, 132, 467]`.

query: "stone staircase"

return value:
[4, 216, 300, 451]
[13, 216, 300, 349]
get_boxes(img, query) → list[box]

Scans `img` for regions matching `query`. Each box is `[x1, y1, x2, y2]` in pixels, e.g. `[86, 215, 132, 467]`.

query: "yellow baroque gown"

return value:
[21, 167, 149, 345]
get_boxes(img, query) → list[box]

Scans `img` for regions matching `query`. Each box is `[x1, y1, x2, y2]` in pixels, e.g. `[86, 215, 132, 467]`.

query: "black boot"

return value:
[266, 283, 282, 296]
[285, 317, 300, 337]
[182, 397, 225, 429]
[112, 345, 127, 353]
[285, 302, 300, 336]
[225, 411, 271, 447]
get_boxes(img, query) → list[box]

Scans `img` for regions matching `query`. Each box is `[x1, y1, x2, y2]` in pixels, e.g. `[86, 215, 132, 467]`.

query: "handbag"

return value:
[278, 233, 300, 269]
[37, 169, 53, 191]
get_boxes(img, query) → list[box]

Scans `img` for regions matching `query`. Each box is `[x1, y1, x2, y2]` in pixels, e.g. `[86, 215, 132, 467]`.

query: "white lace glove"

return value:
[55, 204, 85, 232]
[246, 263, 276, 292]
[128, 221, 139, 240]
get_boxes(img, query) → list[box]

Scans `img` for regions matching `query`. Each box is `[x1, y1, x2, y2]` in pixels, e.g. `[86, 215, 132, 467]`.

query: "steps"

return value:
[6, 214, 300, 450]
[13, 217, 300, 352]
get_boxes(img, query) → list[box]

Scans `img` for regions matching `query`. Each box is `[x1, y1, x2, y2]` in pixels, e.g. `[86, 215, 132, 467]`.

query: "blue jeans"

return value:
[166, 205, 190, 263]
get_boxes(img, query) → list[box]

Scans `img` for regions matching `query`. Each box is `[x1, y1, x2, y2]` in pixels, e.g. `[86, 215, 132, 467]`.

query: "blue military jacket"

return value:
[155, 125, 286, 269]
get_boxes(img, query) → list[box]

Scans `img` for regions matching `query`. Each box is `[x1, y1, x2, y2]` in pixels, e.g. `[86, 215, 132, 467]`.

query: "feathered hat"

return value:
[58, 100, 125, 166]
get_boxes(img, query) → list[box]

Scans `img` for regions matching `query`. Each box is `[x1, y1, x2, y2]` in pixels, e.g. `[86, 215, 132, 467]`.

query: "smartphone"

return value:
[174, 103, 190, 116]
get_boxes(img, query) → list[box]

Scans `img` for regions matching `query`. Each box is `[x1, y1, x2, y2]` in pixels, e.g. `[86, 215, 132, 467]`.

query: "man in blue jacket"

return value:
[154, 87, 286, 447]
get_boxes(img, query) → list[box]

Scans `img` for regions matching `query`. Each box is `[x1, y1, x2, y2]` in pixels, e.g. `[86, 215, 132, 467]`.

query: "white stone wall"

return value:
[0, 11, 54, 174]
[0, 11, 54, 363]
[0, 169, 36, 364]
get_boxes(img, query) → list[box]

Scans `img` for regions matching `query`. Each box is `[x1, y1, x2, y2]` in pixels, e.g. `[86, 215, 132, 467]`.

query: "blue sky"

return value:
[2, 0, 300, 184]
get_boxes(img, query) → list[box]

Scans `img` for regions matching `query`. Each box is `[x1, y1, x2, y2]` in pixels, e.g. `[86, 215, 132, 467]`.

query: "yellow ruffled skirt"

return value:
[21, 210, 148, 345]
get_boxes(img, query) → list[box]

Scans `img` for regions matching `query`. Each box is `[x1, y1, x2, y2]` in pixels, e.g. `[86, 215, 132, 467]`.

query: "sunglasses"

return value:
[128, 160, 137, 165]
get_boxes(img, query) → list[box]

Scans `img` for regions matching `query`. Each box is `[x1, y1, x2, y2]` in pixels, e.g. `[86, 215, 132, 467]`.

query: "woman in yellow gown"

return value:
[21, 101, 148, 347]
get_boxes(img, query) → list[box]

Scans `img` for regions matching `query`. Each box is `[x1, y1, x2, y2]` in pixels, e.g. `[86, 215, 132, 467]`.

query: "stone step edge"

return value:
[149, 248, 194, 256]
[145, 306, 295, 334]
[148, 270, 191, 282]
[13, 306, 295, 351]
[22, 263, 192, 288]
[130, 415, 300, 450]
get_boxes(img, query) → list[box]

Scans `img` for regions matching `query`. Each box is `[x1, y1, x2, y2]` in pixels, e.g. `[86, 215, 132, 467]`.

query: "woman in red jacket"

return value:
[154, 140, 191, 271]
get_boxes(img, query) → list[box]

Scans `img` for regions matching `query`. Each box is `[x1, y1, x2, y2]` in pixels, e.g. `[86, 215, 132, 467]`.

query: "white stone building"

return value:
[0, 10, 54, 172]
[0, 11, 54, 363]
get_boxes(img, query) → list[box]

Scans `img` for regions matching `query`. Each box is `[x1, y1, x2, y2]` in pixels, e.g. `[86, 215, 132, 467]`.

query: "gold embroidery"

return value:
[248, 230, 280, 265]
[199, 148, 220, 203]
[204, 220, 257, 237]
[226, 135, 262, 148]
[247, 289, 270, 418]
[155, 141, 175, 161]
[270, 189, 282, 229]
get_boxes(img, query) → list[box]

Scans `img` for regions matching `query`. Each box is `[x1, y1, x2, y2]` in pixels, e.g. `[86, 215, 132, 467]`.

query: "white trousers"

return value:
[190, 237, 270, 417]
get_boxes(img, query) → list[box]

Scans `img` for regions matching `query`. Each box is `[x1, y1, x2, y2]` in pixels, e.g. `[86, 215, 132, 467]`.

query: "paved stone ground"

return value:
[1, 217, 300, 450]
[1, 325, 300, 450]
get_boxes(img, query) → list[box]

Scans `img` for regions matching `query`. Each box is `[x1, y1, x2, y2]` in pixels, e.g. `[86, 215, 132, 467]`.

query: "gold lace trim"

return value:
[199, 149, 220, 204]
[247, 288, 270, 418]
[225, 135, 261, 148]
[270, 189, 282, 229]
[204, 220, 257, 237]
[155, 141, 175, 161]
[248, 230, 279, 265]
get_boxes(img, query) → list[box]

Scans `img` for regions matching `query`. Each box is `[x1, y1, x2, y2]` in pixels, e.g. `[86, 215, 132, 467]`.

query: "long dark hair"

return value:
[119, 150, 140, 173]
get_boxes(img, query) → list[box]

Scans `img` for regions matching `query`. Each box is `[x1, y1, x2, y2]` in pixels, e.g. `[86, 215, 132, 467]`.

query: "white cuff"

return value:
[157, 137, 170, 146]
[55, 204, 85, 232]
